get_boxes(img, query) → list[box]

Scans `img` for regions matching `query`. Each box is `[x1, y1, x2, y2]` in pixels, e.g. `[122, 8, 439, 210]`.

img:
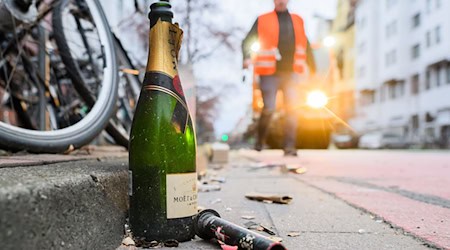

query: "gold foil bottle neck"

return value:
[146, 19, 184, 78]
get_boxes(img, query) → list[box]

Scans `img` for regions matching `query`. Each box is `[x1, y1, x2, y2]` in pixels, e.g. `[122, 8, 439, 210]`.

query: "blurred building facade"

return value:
[329, 0, 357, 127]
[351, 0, 450, 147]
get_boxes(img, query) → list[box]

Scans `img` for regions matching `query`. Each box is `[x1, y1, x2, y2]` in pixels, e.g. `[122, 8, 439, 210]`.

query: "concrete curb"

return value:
[0, 158, 128, 250]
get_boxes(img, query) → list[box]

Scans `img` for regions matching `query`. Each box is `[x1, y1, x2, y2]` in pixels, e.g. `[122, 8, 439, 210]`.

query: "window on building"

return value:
[447, 64, 450, 84]
[411, 115, 419, 134]
[426, 31, 431, 47]
[398, 81, 405, 97]
[386, 50, 397, 66]
[412, 13, 421, 28]
[380, 86, 385, 102]
[425, 70, 431, 89]
[361, 91, 375, 106]
[411, 44, 420, 59]
[436, 66, 441, 86]
[388, 81, 405, 99]
[392, 20, 397, 36]
[386, 20, 397, 38]
[435, 26, 441, 44]
[411, 74, 420, 94]
[389, 84, 396, 99]
[358, 67, 366, 78]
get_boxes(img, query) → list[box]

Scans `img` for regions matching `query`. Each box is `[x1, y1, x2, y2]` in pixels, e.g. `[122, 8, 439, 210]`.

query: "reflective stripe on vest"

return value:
[254, 11, 308, 75]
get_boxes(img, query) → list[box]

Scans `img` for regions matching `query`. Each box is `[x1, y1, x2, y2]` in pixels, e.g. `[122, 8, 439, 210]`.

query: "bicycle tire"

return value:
[104, 35, 143, 149]
[0, 0, 118, 153]
[53, 0, 135, 149]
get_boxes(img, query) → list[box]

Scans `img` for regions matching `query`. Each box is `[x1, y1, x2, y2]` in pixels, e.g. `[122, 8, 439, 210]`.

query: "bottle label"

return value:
[166, 172, 198, 219]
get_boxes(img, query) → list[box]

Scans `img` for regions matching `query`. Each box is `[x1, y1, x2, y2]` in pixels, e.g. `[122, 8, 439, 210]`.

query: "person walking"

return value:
[242, 0, 316, 156]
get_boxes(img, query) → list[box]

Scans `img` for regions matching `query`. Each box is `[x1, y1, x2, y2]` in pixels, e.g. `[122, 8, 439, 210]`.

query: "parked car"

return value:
[358, 132, 408, 149]
[332, 131, 359, 149]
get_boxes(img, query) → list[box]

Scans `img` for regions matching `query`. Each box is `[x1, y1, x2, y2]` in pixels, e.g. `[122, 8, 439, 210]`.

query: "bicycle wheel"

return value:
[0, 0, 117, 153]
[53, 0, 136, 149]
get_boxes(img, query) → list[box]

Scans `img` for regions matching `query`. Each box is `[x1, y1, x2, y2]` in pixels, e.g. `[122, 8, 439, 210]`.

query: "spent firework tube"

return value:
[194, 209, 287, 250]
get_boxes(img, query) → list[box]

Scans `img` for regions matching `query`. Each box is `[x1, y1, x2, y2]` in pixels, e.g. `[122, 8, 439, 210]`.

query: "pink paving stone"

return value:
[240, 149, 450, 249]
[303, 177, 450, 249]
[0, 158, 37, 167]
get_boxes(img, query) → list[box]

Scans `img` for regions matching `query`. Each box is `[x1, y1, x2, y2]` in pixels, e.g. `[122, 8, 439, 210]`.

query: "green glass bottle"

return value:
[129, 1, 197, 242]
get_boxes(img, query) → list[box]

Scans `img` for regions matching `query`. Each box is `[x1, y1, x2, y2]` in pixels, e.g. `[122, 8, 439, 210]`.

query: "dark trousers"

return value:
[257, 73, 299, 149]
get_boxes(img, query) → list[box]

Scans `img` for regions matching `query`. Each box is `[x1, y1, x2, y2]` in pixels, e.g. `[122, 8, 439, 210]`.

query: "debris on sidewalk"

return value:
[245, 192, 293, 204]
[285, 164, 308, 174]
[259, 224, 276, 235]
[241, 215, 255, 220]
[211, 198, 222, 204]
[210, 142, 230, 163]
[268, 236, 283, 242]
[243, 221, 276, 236]
[210, 176, 226, 183]
[195, 209, 287, 250]
[249, 162, 284, 170]
[244, 221, 264, 231]
[287, 231, 301, 237]
[121, 237, 135, 246]
[219, 243, 238, 250]
[163, 239, 179, 247]
[198, 182, 221, 192]
[134, 238, 161, 248]
[63, 144, 75, 154]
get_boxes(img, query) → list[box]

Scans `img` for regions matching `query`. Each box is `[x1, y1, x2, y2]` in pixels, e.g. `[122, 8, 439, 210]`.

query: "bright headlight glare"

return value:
[251, 42, 260, 52]
[306, 90, 328, 109]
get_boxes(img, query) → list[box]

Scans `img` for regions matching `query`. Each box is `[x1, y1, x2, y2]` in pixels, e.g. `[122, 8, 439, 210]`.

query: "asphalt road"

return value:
[243, 149, 450, 249]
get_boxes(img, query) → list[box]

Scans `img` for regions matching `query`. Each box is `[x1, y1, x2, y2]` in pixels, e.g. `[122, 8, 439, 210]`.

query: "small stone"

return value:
[358, 229, 366, 234]
[122, 237, 135, 246]
[287, 231, 300, 237]
[241, 215, 255, 220]
[163, 239, 179, 247]
[268, 236, 283, 242]
[63, 144, 75, 154]
[226, 207, 232, 212]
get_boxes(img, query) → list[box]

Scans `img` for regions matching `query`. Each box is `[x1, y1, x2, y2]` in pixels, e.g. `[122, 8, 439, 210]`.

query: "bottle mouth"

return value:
[149, 0, 173, 22]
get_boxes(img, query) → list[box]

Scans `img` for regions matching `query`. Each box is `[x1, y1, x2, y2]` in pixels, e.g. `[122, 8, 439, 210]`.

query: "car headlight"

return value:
[306, 90, 328, 109]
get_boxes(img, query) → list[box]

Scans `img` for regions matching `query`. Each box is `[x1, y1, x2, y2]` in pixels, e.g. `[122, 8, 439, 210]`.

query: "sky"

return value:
[193, 0, 338, 137]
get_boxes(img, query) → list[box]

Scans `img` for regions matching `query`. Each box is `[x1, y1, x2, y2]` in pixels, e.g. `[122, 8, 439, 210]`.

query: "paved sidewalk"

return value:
[0, 148, 439, 249]
[121, 150, 432, 249]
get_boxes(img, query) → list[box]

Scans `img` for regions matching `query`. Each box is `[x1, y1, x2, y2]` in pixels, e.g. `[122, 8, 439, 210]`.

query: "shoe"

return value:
[283, 148, 298, 157]
[254, 142, 263, 151]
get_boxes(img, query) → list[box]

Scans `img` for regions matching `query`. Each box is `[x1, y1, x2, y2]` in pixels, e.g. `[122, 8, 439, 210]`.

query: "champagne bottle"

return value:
[129, 1, 197, 242]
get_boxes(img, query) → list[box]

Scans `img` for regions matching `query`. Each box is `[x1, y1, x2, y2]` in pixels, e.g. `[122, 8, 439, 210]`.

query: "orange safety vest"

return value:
[254, 11, 308, 75]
